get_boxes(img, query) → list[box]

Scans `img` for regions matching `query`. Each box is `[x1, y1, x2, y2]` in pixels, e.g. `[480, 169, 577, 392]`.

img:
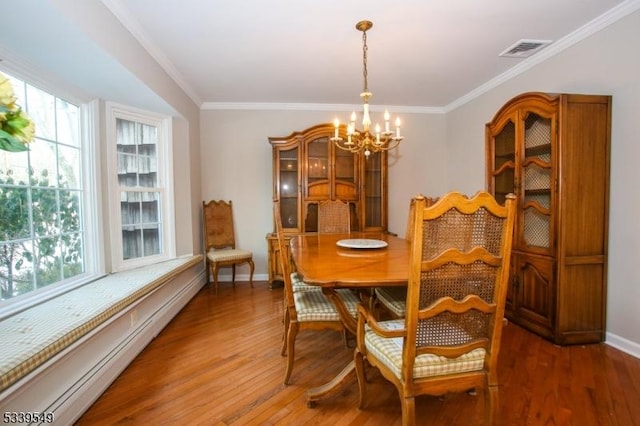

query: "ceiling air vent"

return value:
[499, 39, 552, 58]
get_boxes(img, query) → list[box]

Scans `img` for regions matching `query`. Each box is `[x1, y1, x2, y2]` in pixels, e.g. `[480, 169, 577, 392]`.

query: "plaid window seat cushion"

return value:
[364, 319, 486, 379]
[0, 255, 201, 393]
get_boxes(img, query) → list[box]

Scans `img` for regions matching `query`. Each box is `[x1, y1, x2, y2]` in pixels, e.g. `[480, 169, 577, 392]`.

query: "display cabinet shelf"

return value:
[266, 123, 388, 287]
[486, 92, 611, 345]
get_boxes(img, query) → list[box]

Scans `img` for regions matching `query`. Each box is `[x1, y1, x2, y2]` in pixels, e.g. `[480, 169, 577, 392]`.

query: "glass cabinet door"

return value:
[307, 137, 329, 188]
[364, 151, 383, 228]
[490, 120, 516, 204]
[304, 137, 328, 232]
[278, 146, 299, 230]
[521, 112, 553, 251]
[271, 123, 388, 237]
[334, 145, 356, 187]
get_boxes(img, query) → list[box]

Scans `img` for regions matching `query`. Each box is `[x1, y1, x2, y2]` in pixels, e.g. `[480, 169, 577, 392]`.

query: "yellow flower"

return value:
[0, 72, 17, 110]
[1, 72, 36, 152]
[13, 111, 36, 143]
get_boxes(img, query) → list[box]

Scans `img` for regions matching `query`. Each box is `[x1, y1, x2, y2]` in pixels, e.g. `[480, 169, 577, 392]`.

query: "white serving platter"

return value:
[336, 239, 388, 249]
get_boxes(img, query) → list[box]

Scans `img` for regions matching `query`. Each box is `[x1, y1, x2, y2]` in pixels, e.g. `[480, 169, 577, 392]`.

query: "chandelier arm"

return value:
[331, 20, 404, 157]
[334, 140, 364, 153]
[379, 137, 403, 151]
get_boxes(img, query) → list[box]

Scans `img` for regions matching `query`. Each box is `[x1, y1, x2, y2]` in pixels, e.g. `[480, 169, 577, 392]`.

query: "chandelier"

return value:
[331, 20, 403, 158]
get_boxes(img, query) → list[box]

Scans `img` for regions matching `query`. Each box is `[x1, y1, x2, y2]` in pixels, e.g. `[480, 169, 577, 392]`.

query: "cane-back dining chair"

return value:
[202, 200, 254, 294]
[317, 199, 350, 233]
[354, 191, 516, 426]
[274, 201, 361, 385]
[372, 196, 438, 319]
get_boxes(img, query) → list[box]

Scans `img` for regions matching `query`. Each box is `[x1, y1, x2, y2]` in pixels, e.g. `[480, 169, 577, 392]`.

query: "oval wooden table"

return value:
[289, 232, 410, 406]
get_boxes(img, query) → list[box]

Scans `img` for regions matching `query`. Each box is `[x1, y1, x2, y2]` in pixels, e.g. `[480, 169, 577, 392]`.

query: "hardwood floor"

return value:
[77, 282, 640, 425]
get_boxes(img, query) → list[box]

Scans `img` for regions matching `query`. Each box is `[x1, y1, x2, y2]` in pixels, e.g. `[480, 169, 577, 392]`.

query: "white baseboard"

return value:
[207, 272, 268, 282]
[605, 332, 640, 359]
[0, 264, 206, 425]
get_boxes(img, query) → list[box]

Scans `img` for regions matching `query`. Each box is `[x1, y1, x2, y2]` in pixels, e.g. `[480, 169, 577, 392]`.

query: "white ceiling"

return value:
[102, 0, 629, 110]
[0, 0, 635, 112]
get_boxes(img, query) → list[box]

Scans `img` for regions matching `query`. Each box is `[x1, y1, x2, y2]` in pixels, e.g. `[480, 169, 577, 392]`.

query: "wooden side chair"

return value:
[372, 196, 438, 318]
[354, 191, 516, 425]
[202, 200, 254, 294]
[317, 199, 350, 233]
[274, 201, 361, 385]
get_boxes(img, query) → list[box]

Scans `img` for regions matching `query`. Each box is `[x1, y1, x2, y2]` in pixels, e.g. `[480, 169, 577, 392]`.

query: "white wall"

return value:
[200, 10, 640, 354]
[446, 10, 640, 351]
[199, 110, 445, 276]
[50, 0, 203, 260]
[0, 260, 204, 425]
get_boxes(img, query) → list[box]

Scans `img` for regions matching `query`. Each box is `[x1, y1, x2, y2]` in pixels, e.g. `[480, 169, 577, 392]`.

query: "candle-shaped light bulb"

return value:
[362, 103, 371, 131]
[333, 118, 340, 138]
[350, 111, 357, 124]
[375, 123, 381, 144]
[395, 117, 401, 138]
[384, 109, 390, 133]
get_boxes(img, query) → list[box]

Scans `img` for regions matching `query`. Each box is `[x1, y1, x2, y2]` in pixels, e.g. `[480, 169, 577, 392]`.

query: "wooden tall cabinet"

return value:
[266, 123, 388, 287]
[486, 92, 611, 345]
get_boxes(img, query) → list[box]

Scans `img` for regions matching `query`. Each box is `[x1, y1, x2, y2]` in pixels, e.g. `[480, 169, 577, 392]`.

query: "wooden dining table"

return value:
[289, 231, 410, 406]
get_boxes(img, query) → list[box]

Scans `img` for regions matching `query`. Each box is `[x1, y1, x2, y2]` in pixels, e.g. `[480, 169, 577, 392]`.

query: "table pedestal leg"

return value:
[306, 287, 366, 406]
[306, 359, 356, 407]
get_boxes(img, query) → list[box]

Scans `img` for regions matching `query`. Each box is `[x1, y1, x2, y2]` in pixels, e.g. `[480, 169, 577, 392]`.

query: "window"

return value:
[0, 72, 91, 304]
[106, 104, 174, 271]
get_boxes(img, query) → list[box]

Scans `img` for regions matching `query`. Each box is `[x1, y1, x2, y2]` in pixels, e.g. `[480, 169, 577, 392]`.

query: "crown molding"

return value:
[100, 0, 202, 107]
[200, 102, 444, 114]
[104, 0, 640, 114]
[443, 0, 640, 113]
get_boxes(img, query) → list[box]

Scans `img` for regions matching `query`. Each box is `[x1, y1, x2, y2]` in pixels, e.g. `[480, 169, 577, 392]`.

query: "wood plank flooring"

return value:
[76, 282, 640, 425]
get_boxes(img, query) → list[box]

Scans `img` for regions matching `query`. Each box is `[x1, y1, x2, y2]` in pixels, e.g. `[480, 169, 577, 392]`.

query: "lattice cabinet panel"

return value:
[267, 123, 388, 287]
[486, 92, 611, 345]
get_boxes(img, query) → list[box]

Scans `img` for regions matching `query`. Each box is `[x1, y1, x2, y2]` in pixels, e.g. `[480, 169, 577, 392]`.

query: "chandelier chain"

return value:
[362, 30, 368, 93]
[330, 20, 404, 157]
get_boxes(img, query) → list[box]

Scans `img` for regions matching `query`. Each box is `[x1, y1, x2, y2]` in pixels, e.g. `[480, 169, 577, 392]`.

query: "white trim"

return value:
[443, 0, 640, 112]
[200, 101, 443, 114]
[163, 118, 176, 261]
[105, 103, 176, 272]
[0, 76, 103, 318]
[0, 260, 205, 424]
[81, 99, 105, 275]
[99, 0, 202, 107]
[198, 0, 640, 114]
[606, 332, 640, 360]
[207, 272, 268, 283]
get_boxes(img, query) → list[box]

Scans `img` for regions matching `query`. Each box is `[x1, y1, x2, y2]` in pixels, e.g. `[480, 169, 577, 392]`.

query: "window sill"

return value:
[0, 255, 202, 393]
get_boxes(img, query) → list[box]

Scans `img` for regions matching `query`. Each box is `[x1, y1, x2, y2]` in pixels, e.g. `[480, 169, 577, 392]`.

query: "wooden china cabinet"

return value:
[486, 92, 611, 345]
[266, 123, 388, 287]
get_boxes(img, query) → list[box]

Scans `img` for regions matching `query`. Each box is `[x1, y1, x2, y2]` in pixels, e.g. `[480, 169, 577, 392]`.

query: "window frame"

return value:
[0, 70, 103, 319]
[105, 102, 175, 271]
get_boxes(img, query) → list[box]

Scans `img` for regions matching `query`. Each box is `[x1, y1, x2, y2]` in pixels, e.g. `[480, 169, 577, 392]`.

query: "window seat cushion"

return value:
[0, 255, 201, 393]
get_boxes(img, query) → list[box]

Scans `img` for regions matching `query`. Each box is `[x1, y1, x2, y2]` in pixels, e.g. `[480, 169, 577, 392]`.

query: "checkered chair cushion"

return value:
[364, 319, 486, 379]
[374, 287, 407, 317]
[290, 272, 317, 292]
[207, 248, 252, 263]
[294, 288, 360, 322]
